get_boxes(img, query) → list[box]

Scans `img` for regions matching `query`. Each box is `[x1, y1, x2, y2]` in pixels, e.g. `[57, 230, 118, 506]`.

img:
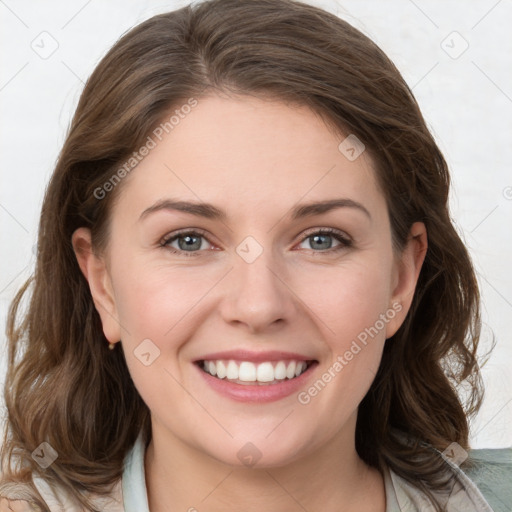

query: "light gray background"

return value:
[1, 0, 511, 448]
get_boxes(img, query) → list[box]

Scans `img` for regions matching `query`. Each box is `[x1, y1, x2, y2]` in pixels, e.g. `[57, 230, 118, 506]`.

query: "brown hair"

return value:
[1, 0, 485, 509]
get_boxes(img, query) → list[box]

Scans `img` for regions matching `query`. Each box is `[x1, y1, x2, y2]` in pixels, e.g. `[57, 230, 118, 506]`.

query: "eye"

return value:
[160, 227, 352, 257]
[160, 229, 214, 256]
[296, 228, 352, 253]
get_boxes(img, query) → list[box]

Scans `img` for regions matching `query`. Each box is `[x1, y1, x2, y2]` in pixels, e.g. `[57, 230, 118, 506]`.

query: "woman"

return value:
[0, 0, 495, 510]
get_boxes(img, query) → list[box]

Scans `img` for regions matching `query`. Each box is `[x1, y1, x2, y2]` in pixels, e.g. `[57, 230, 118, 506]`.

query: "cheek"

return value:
[109, 258, 220, 402]
[298, 260, 393, 344]
[110, 251, 212, 342]
[113, 267, 194, 413]
[294, 268, 392, 427]
[296, 259, 393, 400]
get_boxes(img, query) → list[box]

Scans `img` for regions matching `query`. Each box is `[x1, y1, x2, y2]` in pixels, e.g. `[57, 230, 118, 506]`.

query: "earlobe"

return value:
[385, 222, 428, 338]
[71, 227, 121, 344]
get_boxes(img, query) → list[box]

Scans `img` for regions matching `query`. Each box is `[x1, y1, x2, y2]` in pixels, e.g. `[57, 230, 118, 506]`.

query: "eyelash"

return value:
[159, 227, 353, 257]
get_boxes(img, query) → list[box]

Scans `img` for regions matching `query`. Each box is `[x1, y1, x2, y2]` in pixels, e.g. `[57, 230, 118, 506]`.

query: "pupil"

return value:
[311, 234, 331, 250]
[179, 235, 201, 251]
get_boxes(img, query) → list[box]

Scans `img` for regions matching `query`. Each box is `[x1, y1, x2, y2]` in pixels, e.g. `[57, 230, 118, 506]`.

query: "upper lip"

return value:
[195, 350, 317, 363]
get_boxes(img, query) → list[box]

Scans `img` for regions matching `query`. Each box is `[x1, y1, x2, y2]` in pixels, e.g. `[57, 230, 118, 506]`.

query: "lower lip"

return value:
[195, 362, 318, 403]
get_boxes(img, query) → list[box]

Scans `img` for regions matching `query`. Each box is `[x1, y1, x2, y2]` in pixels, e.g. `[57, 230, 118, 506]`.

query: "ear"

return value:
[385, 222, 428, 339]
[71, 227, 121, 345]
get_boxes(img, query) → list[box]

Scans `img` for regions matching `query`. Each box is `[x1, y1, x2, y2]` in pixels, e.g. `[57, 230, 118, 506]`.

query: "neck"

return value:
[144, 415, 386, 512]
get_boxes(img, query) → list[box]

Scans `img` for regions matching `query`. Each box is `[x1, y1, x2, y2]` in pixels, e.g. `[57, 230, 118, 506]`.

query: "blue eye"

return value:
[298, 228, 352, 252]
[160, 227, 352, 256]
[161, 230, 211, 256]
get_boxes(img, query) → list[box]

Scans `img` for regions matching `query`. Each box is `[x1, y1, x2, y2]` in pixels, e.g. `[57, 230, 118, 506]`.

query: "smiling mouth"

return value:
[196, 359, 317, 386]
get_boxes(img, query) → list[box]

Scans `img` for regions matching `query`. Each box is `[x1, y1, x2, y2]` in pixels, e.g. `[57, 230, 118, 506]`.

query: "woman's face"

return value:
[76, 94, 425, 467]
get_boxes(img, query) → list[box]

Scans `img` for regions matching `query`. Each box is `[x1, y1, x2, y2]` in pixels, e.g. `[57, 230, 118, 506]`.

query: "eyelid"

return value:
[159, 228, 219, 258]
[159, 227, 211, 246]
[297, 226, 352, 244]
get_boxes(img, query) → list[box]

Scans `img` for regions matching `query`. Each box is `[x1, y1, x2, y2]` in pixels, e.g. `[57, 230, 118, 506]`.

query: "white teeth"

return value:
[274, 361, 287, 380]
[256, 362, 274, 382]
[239, 362, 257, 382]
[216, 360, 227, 379]
[226, 360, 238, 380]
[201, 359, 311, 383]
[286, 361, 296, 379]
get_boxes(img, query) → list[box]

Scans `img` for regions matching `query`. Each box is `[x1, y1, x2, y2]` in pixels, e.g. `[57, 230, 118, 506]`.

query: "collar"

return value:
[121, 432, 493, 512]
[121, 432, 402, 511]
[122, 431, 150, 512]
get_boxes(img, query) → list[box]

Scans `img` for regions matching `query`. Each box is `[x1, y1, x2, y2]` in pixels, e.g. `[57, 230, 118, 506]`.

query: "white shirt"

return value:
[0, 431, 495, 511]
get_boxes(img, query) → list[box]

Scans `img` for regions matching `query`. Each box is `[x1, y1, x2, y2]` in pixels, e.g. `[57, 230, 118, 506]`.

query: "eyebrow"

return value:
[139, 198, 371, 222]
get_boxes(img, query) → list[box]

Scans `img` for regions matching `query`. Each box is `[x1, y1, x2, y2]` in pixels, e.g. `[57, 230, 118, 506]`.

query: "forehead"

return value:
[113, 94, 385, 221]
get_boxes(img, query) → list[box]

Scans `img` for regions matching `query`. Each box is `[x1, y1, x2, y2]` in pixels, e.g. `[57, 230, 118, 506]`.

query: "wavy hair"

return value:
[1, 0, 485, 510]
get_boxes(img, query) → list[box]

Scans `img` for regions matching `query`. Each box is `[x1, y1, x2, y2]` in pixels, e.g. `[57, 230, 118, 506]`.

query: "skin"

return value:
[73, 94, 427, 512]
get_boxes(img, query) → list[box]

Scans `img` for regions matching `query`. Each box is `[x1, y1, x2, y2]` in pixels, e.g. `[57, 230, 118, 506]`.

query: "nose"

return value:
[218, 247, 298, 334]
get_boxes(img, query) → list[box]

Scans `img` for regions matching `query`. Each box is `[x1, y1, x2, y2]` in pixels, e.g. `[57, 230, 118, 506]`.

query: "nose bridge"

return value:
[236, 243, 279, 293]
[219, 235, 294, 331]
